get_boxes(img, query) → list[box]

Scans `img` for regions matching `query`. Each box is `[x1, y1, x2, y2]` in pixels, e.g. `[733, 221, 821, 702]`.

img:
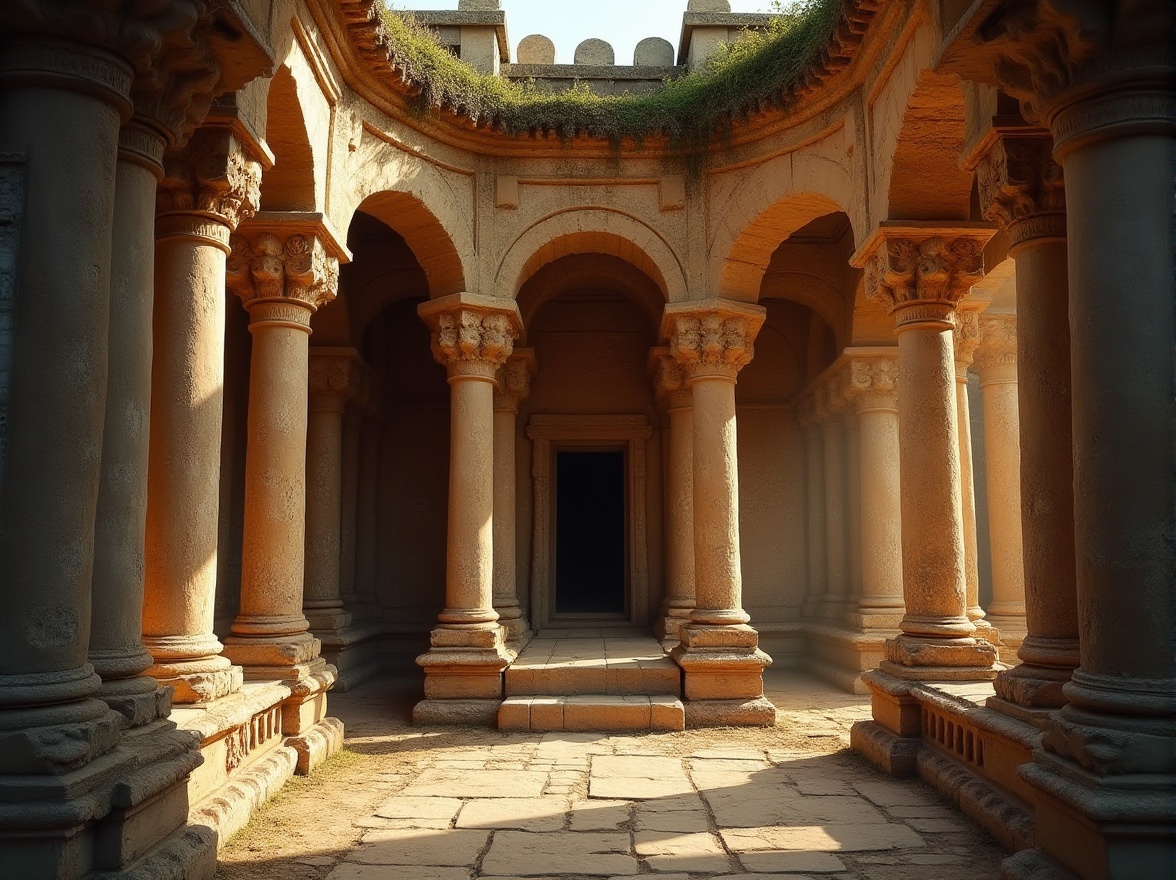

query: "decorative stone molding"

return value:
[156, 130, 262, 241]
[976, 135, 1065, 247]
[309, 350, 365, 404]
[661, 299, 766, 381]
[226, 232, 339, 323]
[975, 314, 1018, 374]
[843, 355, 899, 413]
[649, 347, 691, 411]
[494, 348, 536, 412]
[418, 293, 523, 380]
[953, 306, 984, 371]
[851, 224, 996, 329]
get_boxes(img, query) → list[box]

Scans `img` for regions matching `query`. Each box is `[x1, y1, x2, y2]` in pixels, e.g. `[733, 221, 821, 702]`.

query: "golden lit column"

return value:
[222, 224, 341, 723]
[975, 134, 1078, 715]
[843, 355, 904, 630]
[339, 387, 367, 606]
[798, 402, 827, 619]
[973, 314, 1025, 655]
[855, 225, 999, 681]
[415, 294, 521, 724]
[664, 301, 774, 727]
[304, 350, 362, 636]
[143, 131, 260, 703]
[492, 349, 536, 644]
[651, 348, 696, 642]
[818, 384, 850, 620]
[354, 406, 382, 607]
[952, 305, 998, 643]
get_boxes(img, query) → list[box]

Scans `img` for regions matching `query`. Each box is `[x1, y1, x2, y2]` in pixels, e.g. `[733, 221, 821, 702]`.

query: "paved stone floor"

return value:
[215, 668, 1007, 880]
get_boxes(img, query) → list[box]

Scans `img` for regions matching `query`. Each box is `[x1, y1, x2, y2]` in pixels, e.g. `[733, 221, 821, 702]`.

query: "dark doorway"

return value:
[555, 450, 626, 615]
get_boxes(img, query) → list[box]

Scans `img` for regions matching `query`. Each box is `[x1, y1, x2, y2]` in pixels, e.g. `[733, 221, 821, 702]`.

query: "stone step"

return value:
[506, 637, 682, 697]
[498, 695, 685, 733]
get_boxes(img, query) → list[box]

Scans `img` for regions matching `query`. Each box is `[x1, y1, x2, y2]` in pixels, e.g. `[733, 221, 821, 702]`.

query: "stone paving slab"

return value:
[327, 865, 472, 880]
[403, 768, 549, 798]
[589, 755, 693, 799]
[721, 823, 926, 853]
[349, 827, 490, 865]
[457, 797, 569, 832]
[482, 830, 637, 876]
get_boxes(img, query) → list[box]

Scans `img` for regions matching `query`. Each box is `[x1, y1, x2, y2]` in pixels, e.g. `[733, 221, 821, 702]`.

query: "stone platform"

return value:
[500, 634, 685, 732]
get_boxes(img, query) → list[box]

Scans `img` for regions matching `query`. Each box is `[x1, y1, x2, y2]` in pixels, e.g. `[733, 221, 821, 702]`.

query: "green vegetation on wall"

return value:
[378, 0, 843, 161]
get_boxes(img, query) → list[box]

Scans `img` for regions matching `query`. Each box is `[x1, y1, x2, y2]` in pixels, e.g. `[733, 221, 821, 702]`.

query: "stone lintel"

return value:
[245, 211, 352, 264]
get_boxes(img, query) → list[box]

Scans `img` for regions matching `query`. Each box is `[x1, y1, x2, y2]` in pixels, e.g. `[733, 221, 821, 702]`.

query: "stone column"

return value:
[221, 223, 346, 751]
[0, 28, 132, 819]
[355, 411, 381, 605]
[976, 134, 1079, 716]
[650, 348, 695, 642]
[664, 300, 774, 726]
[952, 306, 998, 643]
[972, 313, 1025, 655]
[339, 400, 364, 605]
[843, 355, 904, 630]
[857, 226, 999, 681]
[818, 385, 850, 620]
[799, 405, 827, 619]
[144, 130, 260, 703]
[845, 409, 864, 613]
[414, 293, 521, 724]
[304, 350, 362, 635]
[493, 348, 535, 644]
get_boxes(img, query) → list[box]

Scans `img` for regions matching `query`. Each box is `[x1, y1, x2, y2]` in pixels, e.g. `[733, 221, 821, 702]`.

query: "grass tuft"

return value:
[377, 0, 844, 167]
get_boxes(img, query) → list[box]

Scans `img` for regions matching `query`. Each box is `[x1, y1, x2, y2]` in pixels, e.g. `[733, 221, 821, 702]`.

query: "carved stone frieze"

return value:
[226, 232, 339, 319]
[855, 227, 995, 329]
[843, 355, 899, 413]
[156, 129, 261, 231]
[975, 314, 1018, 373]
[976, 135, 1065, 246]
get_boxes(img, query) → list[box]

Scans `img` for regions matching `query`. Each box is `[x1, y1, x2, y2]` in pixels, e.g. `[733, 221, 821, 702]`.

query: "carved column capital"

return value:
[155, 130, 261, 248]
[226, 232, 339, 327]
[814, 378, 848, 424]
[975, 313, 1018, 378]
[418, 293, 523, 381]
[843, 355, 900, 413]
[494, 348, 536, 412]
[977, 135, 1066, 248]
[649, 347, 691, 411]
[661, 299, 766, 382]
[953, 305, 985, 374]
[852, 224, 996, 330]
[309, 350, 366, 412]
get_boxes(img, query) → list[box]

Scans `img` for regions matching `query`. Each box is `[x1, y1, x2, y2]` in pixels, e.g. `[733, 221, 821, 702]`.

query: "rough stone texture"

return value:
[574, 38, 615, 66]
[517, 34, 555, 64]
[633, 37, 674, 67]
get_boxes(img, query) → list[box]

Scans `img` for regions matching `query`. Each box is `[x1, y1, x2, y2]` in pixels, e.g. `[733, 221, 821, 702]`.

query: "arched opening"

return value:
[259, 66, 317, 211]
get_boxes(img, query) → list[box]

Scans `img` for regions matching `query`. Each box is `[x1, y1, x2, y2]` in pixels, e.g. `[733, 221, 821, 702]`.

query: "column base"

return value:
[671, 624, 773, 702]
[223, 632, 321, 678]
[684, 697, 776, 728]
[416, 625, 512, 703]
[990, 661, 1074, 718]
[305, 607, 353, 635]
[413, 698, 503, 726]
[496, 613, 533, 647]
[657, 606, 693, 643]
[845, 607, 905, 630]
[820, 599, 847, 620]
[880, 634, 999, 681]
[146, 655, 242, 705]
[98, 674, 172, 729]
[281, 658, 338, 737]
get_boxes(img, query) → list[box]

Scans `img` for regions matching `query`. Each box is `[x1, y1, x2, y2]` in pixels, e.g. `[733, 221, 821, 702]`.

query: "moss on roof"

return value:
[378, 0, 844, 157]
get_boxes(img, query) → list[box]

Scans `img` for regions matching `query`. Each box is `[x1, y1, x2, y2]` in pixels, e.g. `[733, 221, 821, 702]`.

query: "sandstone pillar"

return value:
[414, 294, 521, 724]
[651, 349, 696, 642]
[221, 220, 345, 748]
[303, 350, 361, 635]
[844, 355, 904, 629]
[818, 386, 850, 620]
[493, 349, 536, 643]
[952, 306, 998, 642]
[845, 410, 864, 611]
[799, 407, 827, 619]
[355, 412, 381, 604]
[989, 47, 1176, 879]
[664, 301, 774, 726]
[339, 402, 364, 604]
[972, 313, 1025, 654]
[976, 134, 1079, 715]
[88, 120, 172, 729]
[857, 225, 999, 681]
[144, 130, 260, 703]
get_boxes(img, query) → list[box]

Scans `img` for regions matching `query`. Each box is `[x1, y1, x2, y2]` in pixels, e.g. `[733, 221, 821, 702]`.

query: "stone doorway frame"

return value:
[526, 414, 653, 631]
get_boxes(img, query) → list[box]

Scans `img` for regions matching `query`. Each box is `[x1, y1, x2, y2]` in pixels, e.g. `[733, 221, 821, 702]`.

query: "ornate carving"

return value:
[651, 351, 691, 410]
[156, 130, 261, 230]
[977, 136, 1065, 245]
[844, 356, 899, 412]
[494, 354, 533, 410]
[226, 232, 339, 315]
[863, 232, 991, 327]
[953, 307, 984, 369]
[668, 313, 755, 379]
[309, 355, 361, 399]
[430, 308, 517, 371]
[975, 314, 1018, 372]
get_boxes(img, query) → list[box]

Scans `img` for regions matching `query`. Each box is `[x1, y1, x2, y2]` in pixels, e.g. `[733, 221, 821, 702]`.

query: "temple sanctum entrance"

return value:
[554, 450, 627, 618]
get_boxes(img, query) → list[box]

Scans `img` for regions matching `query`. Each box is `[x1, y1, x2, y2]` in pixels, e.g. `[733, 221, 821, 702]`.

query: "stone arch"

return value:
[496, 209, 687, 303]
[710, 149, 857, 304]
[260, 65, 316, 210]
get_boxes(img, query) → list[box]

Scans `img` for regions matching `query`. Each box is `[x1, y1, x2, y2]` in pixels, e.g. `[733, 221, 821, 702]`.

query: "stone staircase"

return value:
[498, 634, 685, 732]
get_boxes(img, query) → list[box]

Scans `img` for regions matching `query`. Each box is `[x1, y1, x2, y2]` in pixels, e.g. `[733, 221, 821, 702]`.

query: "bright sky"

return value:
[386, 1, 787, 66]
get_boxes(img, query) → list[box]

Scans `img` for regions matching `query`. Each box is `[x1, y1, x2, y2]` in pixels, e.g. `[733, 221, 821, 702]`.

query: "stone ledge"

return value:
[917, 745, 1034, 851]
[170, 683, 292, 745]
[683, 696, 775, 728]
[413, 699, 503, 726]
[286, 717, 344, 775]
[187, 744, 299, 847]
[89, 822, 218, 880]
[850, 719, 921, 777]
